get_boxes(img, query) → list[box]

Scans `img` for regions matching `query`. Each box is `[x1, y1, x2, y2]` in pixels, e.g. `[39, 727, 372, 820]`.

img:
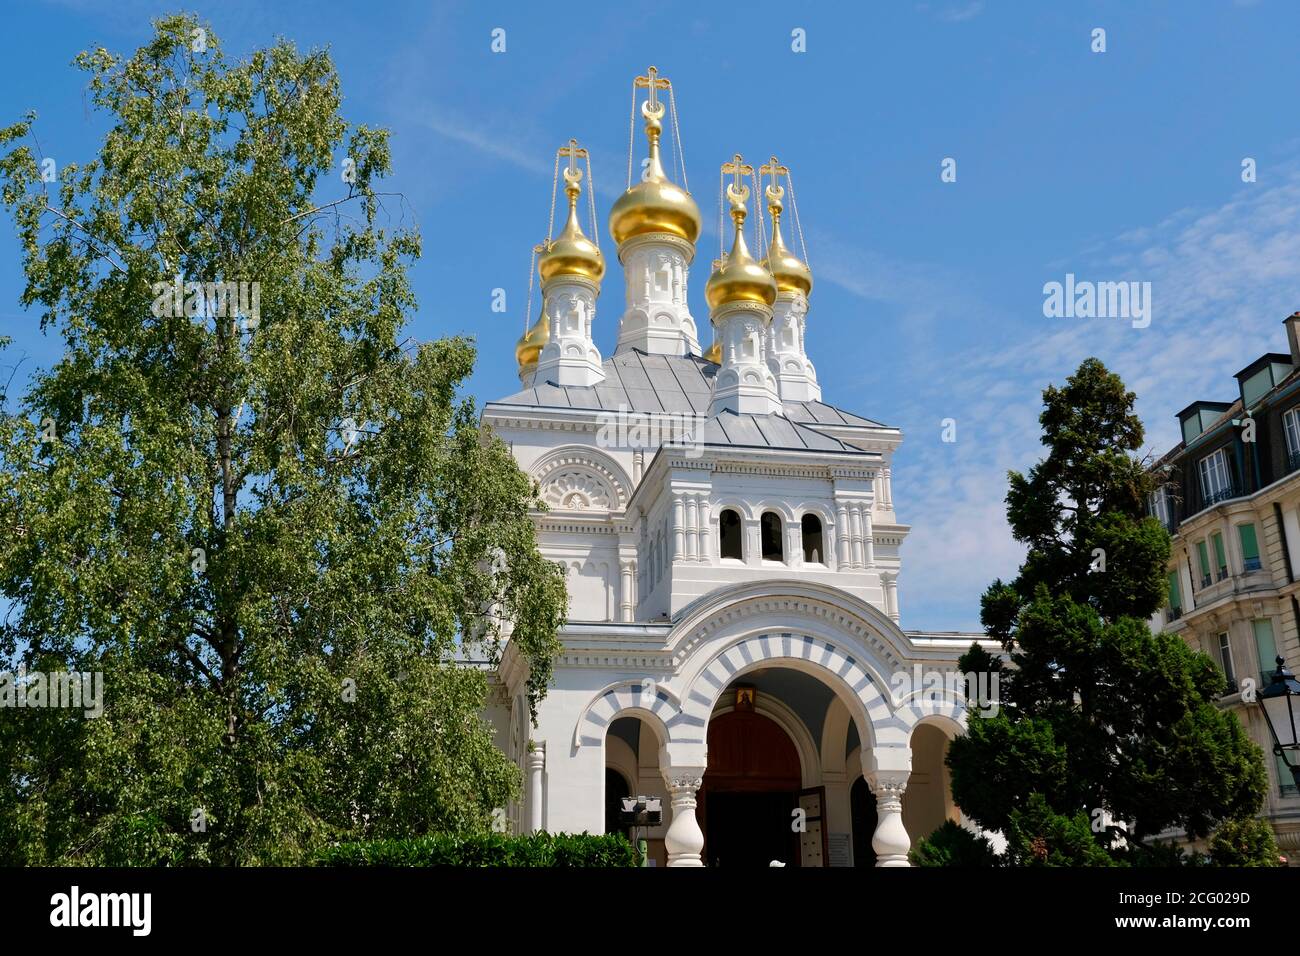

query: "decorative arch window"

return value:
[802, 513, 824, 564]
[719, 509, 743, 561]
[761, 511, 784, 562]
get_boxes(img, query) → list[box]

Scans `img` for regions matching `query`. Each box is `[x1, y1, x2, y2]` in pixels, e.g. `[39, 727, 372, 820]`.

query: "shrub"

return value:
[1208, 817, 1283, 867]
[314, 831, 638, 867]
[909, 820, 1001, 867]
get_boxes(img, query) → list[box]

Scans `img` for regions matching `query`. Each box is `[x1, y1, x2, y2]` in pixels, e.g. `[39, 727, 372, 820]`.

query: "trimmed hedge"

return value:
[314, 831, 639, 867]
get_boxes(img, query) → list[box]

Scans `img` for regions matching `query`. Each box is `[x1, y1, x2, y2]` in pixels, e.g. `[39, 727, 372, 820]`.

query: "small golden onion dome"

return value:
[705, 182, 777, 312]
[704, 339, 722, 364]
[538, 168, 604, 286]
[608, 101, 701, 247]
[515, 310, 550, 373]
[763, 185, 812, 297]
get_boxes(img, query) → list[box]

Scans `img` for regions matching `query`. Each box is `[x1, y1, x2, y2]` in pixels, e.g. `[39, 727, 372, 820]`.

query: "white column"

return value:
[863, 512, 876, 568]
[850, 505, 864, 568]
[698, 499, 712, 563]
[527, 743, 546, 834]
[1282, 508, 1300, 582]
[883, 467, 894, 508]
[1179, 560, 1196, 612]
[867, 770, 910, 867]
[836, 503, 850, 566]
[619, 560, 635, 622]
[662, 768, 706, 867]
[671, 494, 684, 561]
[633, 449, 644, 484]
[685, 496, 699, 561]
[883, 572, 899, 622]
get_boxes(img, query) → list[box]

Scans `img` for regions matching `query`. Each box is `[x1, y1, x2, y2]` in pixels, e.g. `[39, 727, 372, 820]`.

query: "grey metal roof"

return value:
[492, 350, 887, 429]
[702, 410, 859, 452]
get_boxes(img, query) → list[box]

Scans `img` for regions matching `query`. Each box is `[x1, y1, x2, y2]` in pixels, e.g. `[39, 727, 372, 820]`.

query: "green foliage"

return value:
[0, 16, 566, 864]
[314, 832, 639, 867]
[909, 820, 1001, 867]
[947, 359, 1269, 865]
[1003, 794, 1116, 867]
[1207, 817, 1282, 867]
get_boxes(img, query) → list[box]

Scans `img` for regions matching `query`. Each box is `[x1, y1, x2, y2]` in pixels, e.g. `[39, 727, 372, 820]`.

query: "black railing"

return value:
[1168, 607, 1183, 621]
[1289, 449, 1300, 475]
[1202, 485, 1242, 507]
[1216, 566, 1229, 581]
[1200, 574, 1212, 589]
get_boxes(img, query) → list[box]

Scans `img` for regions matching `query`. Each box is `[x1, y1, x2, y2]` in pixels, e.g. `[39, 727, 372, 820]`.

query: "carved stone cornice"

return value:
[618, 231, 697, 264]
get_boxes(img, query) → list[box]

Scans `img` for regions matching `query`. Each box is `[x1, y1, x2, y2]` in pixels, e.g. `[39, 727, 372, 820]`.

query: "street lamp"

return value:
[1257, 656, 1300, 789]
[619, 797, 662, 867]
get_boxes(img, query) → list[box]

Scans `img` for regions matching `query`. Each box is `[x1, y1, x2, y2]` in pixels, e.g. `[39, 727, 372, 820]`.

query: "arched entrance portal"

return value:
[700, 710, 802, 867]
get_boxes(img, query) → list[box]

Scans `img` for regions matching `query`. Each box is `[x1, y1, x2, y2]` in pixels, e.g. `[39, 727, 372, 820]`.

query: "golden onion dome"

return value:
[608, 100, 701, 247]
[705, 181, 777, 312]
[515, 310, 549, 373]
[538, 166, 604, 287]
[704, 339, 721, 364]
[763, 184, 812, 297]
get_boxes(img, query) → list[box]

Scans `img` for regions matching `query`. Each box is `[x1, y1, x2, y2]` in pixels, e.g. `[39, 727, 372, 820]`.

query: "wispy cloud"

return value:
[888, 165, 1300, 631]
[915, 1, 985, 24]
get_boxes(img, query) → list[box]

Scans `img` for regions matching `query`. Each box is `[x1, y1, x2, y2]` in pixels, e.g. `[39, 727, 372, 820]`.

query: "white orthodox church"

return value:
[481, 69, 988, 866]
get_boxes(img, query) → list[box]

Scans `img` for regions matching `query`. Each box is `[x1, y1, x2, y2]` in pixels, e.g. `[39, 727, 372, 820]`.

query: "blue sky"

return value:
[2, 0, 1299, 631]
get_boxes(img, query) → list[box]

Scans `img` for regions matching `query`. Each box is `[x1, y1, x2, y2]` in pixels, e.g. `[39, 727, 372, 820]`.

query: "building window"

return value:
[801, 514, 824, 564]
[1238, 522, 1261, 571]
[1197, 448, 1233, 505]
[719, 509, 743, 561]
[1196, 540, 1212, 589]
[760, 512, 784, 562]
[1167, 571, 1182, 621]
[1285, 407, 1300, 473]
[1253, 618, 1279, 685]
[1211, 532, 1228, 580]
[1217, 632, 1236, 691]
[1149, 484, 1173, 529]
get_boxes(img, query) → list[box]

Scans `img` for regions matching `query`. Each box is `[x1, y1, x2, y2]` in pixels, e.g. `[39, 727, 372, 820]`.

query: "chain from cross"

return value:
[722, 152, 752, 206]
[635, 65, 671, 120]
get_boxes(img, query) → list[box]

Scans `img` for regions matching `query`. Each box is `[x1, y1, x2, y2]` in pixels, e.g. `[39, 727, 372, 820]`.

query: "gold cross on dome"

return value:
[721, 152, 752, 197]
[558, 137, 587, 183]
[634, 66, 671, 111]
[760, 155, 788, 193]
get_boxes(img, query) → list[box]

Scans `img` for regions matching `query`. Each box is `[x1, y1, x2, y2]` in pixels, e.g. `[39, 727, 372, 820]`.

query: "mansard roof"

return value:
[491, 348, 887, 429]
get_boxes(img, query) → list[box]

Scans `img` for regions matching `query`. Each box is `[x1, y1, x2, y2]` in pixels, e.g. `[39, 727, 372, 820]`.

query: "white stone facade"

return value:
[481, 102, 987, 866]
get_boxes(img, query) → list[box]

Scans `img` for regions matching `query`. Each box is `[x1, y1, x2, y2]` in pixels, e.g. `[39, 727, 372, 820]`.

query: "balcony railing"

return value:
[1200, 574, 1212, 589]
[1168, 607, 1183, 622]
[1289, 449, 1300, 475]
[1202, 485, 1242, 507]
[1216, 566, 1229, 581]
